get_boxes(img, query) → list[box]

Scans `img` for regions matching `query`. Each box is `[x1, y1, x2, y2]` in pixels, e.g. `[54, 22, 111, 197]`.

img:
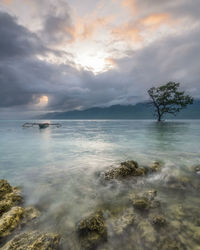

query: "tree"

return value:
[148, 82, 193, 122]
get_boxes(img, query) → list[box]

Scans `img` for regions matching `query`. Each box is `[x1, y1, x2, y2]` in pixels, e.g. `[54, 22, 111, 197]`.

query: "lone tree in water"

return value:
[148, 82, 193, 122]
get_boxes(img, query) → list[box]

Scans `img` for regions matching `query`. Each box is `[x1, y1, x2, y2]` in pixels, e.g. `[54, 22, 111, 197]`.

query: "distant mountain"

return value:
[40, 100, 200, 119]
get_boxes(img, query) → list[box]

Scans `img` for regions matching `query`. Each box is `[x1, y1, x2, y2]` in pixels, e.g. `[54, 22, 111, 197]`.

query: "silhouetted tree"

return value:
[148, 82, 193, 121]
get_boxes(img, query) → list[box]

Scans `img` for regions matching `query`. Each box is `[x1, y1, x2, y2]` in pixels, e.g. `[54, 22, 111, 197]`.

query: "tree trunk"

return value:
[156, 107, 162, 122]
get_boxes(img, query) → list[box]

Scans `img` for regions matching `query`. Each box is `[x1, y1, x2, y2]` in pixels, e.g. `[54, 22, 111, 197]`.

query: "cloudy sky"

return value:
[0, 0, 200, 118]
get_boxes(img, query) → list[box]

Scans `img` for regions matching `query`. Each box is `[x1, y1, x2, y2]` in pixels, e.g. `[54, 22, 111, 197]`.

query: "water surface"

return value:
[0, 120, 200, 249]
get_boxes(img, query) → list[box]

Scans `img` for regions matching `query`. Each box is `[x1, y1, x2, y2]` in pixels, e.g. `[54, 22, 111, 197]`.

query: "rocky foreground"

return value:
[0, 179, 60, 249]
[0, 161, 200, 250]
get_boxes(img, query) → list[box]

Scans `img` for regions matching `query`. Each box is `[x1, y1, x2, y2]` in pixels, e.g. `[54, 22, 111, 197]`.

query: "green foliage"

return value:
[148, 82, 193, 121]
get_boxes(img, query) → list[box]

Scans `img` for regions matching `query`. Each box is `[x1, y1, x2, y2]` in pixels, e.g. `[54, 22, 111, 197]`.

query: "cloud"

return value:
[0, 0, 200, 118]
[0, 12, 45, 59]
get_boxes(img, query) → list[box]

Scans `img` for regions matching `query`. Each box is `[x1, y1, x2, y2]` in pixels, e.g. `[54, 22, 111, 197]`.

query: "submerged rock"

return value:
[137, 220, 157, 246]
[0, 180, 12, 200]
[104, 161, 146, 180]
[148, 162, 162, 173]
[1, 231, 60, 250]
[158, 237, 185, 250]
[0, 206, 24, 238]
[194, 165, 200, 175]
[129, 190, 160, 211]
[152, 215, 166, 227]
[166, 176, 191, 190]
[21, 206, 40, 225]
[132, 198, 150, 211]
[108, 208, 135, 236]
[76, 210, 107, 249]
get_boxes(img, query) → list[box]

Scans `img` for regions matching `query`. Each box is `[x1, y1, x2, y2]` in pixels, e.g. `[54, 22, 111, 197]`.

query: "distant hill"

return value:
[40, 100, 200, 119]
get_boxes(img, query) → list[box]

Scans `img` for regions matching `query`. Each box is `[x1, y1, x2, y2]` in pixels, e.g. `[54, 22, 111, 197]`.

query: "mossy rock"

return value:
[21, 206, 40, 225]
[194, 165, 200, 175]
[0, 206, 24, 238]
[76, 210, 107, 249]
[0, 181, 23, 217]
[137, 220, 156, 246]
[104, 160, 146, 180]
[129, 190, 159, 211]
[158, 237, 184, 250]
[0, 180, 12, 200]
[108, 208, 135, 236]
[132, 198, 150, 211]
[1, 231, 60, 250]
[152, 215, 166, 227]
[0, 200, 13, 216]
[166, 176, 191, 190]
[148, 162, 162, 173]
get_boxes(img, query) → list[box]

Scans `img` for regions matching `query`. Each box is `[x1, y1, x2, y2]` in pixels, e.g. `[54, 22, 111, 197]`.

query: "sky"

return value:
[0, 0, 200, 118]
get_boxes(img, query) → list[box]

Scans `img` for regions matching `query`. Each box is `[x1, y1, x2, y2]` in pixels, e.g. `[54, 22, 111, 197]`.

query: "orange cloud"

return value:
[140, 13, 169, 29]
[2, 0, 12, 5]
[112, 12, 172, 44]
[121, 0, 136, 14]
[112, 24, 142, 43]
[66, 16, 114, 43]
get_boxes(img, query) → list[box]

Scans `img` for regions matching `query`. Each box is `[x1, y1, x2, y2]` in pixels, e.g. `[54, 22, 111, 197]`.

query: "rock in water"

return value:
[0, 206, 24, 238]
[76, 210, 107, 249]
[108, 208, 135, 236]
[152, 215, 166, 227]
[129, 190, 160, 211]
[0, 179, 60, 249]
[0, 180, 12, 200]
[1, 231, 60, 250]
[104, 160, 146, 180]
[0, 180, 23, 216]
[148, 162, 162, 173]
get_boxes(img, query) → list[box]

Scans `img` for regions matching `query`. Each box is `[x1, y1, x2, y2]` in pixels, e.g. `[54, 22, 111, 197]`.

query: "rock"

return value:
[1, 231, 60, 250]
[193, 230, 200, 244]
[108, 208, 135, 236]
[167, 204, 185, 220]
[0, 181, 23, 217]
[152, 215, 166, 227]
[0, 200, 13, 216]
[148, 162, 162, 173]
[132, 198, 150, 211]
[0, 180, 12, 200]
[141, 190, 157, 201]
[129, 190, 160, 211]
[170, 220, 182, 232]
[21, 206, 40, 225]
[194, 165, 200, 175]
[0, 206, 24, 238]
[5, 187, 23, 204]
[104, 161, 146, 180]
[158, 237, 184, 250]
[137, 220, 156, 246]
[166, 176, 190, 190]
[76, 210, 107, 249]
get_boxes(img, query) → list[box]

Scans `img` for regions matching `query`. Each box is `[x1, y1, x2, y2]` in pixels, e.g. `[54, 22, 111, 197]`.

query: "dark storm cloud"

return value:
[0, 12, 44, 59]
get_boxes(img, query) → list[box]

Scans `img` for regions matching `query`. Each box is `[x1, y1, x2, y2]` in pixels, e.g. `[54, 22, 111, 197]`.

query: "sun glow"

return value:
[39, 95, 48, 106]
[73, 49, 115, 74]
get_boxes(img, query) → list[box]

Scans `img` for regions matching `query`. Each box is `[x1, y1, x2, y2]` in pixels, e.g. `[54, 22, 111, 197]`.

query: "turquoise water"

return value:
[0, 120, 200, 249]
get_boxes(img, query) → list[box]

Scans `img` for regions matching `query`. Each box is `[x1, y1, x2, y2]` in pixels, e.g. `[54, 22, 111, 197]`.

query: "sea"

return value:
[0, 120, 200, 249]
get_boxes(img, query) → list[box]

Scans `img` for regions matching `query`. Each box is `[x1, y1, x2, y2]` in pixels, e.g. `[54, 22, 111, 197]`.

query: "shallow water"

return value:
[0, 120, 200, 249]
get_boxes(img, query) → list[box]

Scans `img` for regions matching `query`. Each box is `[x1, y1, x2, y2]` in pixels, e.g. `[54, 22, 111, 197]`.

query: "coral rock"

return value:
[76, 210, 107, 249]
[1, 231, 60, 250]
[0, 206, 24, 238]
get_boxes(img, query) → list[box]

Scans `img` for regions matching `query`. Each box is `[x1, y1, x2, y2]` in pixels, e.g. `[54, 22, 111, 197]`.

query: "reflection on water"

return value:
[0, 120, 200, 249]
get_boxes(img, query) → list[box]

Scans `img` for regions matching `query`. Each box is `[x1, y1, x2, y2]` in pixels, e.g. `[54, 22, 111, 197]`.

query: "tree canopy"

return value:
[148, 82, 193, 121]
